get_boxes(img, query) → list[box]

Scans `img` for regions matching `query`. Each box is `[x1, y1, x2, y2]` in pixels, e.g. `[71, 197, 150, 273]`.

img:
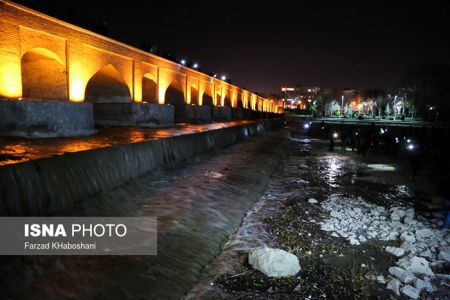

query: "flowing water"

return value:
[0, 130, 287, 300]
[0, 121, 255, 166]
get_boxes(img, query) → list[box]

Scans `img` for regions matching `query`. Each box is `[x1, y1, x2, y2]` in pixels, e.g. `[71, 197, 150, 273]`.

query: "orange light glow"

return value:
[0, 57, 22, 99]
[69, 63, 84, 101]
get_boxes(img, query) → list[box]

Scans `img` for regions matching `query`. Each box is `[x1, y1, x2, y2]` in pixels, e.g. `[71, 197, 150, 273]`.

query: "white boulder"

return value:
[400, 232, 416, 243]
[386, 246, 405, 257]
[386, 278, 401, 296]
[405, 208, 415, 218]
[415, 229, 434, 240]
[401, 285, 420, 299]
[248, 248, 300, 278]
[397, 256, 434, 277]
[414, 278, 435, 292]
[389, 266, 415, 284]
[418, 249, 433, 259]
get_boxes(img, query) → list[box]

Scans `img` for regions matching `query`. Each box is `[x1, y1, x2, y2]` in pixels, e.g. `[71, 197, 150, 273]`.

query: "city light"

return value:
[333, 132, 338, 139]
[407, 144, 415, 151]
[221, 75, 227, 81]
[192, 63, 199, 69]
[304, 123, 310, 129]
[180, 59, 186, 65]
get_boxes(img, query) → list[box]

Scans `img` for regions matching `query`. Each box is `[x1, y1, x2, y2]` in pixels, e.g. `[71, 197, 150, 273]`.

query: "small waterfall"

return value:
[0, 120, 281, 216]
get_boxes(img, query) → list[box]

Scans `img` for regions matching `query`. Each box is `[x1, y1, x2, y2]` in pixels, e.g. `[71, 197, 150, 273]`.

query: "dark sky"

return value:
[14, 0, 450, 94]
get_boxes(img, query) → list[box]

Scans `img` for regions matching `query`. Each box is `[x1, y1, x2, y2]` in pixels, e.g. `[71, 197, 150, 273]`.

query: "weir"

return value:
[0, 120, 283, 216]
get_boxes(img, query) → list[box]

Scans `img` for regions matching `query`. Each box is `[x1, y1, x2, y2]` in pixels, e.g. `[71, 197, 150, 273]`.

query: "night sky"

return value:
[14, 0, 450, 95]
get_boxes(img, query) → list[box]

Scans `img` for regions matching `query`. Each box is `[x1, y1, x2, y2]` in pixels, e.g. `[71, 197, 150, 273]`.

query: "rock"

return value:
[248, 248, 300, 278]
[414, 278, 434, 292]
[397, 256, 434, 277]
[358, 235, 367, 243]
[308, 198, 318, 204]
[400, 285, 420, 299]
[415, 229, 434, 240]
[376, 275, 386, 284]
[349, 237, 360, 245]
[391, 212, 401, 221]
[389, 266, 415, 284]
[405, 208, 415, 218]
[386, 246, 405, 257]
[386, 278, 401, 296]
[401, 242, 418, 254]
[437, 249, 450, 262]
[330, 211, 343, 218]
[404, 217, 415, 225]
[430, 260, 446, 269]
[418, 249, 433, 259]
[400, 232, 416, 243]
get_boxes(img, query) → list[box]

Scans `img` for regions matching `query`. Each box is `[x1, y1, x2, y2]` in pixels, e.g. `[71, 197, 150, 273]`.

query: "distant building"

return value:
[280, 85, 320, 109]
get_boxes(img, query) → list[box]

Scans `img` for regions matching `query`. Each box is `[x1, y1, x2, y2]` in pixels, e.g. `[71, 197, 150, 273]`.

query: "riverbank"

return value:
[187, 128, 449, 299]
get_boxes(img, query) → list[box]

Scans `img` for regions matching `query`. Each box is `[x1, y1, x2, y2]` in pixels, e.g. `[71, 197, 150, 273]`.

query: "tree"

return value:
[364, 88, 387, 117]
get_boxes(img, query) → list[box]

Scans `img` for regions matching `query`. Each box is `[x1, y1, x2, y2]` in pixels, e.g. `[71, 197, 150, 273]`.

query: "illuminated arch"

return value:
[223, 89, 232, 107]
[190, 84, 199, 105]
[142, 73, 158, 103]
[202, 84, 214, 106]
[21, 47, 67, 100]
[165, 79, 186, 121]
[84, 64, 131, 103]
[237, 93, 244, 108]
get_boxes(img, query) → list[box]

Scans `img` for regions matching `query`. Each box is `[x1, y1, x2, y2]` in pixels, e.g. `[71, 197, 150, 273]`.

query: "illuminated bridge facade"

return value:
[0, 0, 278, 114]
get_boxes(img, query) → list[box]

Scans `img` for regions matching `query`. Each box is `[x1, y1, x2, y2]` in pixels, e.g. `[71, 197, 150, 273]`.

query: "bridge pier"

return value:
[92, 102, 174, 127]
[0, 99, 95, 138]
[231, 107, 244, 120]
[213, 106, 232, 122]
[184, 105, 212, 123]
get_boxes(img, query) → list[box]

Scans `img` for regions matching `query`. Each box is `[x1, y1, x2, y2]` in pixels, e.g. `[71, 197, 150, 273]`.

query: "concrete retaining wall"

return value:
[0, 99, 95, 138]
[0, 120, 282, 216]
[93, 102, 174, 127]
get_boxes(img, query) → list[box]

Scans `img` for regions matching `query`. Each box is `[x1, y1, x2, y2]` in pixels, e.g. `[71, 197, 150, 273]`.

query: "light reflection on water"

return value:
[0, 121, 255, 166]
[321, 156, 346, 188]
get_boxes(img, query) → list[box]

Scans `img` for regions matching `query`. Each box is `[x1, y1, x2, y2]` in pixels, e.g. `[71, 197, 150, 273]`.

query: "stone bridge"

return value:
[0, 0, 280, 136]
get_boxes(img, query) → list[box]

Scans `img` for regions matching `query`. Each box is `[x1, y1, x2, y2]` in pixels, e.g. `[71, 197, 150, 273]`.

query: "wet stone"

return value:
[396, 256, 434, 277]
[386, 278, 401, 296]
[400, 284, 420, 299]
[385, 246, 405, 257]
[388, 266, 415, 284]
[414, 277, 434, 292]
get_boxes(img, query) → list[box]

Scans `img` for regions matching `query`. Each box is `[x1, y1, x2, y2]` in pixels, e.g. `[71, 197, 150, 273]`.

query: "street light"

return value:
[180, 59, 186, 65]
[192, 63, 199, 69]
[221, 75, 227, 81]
